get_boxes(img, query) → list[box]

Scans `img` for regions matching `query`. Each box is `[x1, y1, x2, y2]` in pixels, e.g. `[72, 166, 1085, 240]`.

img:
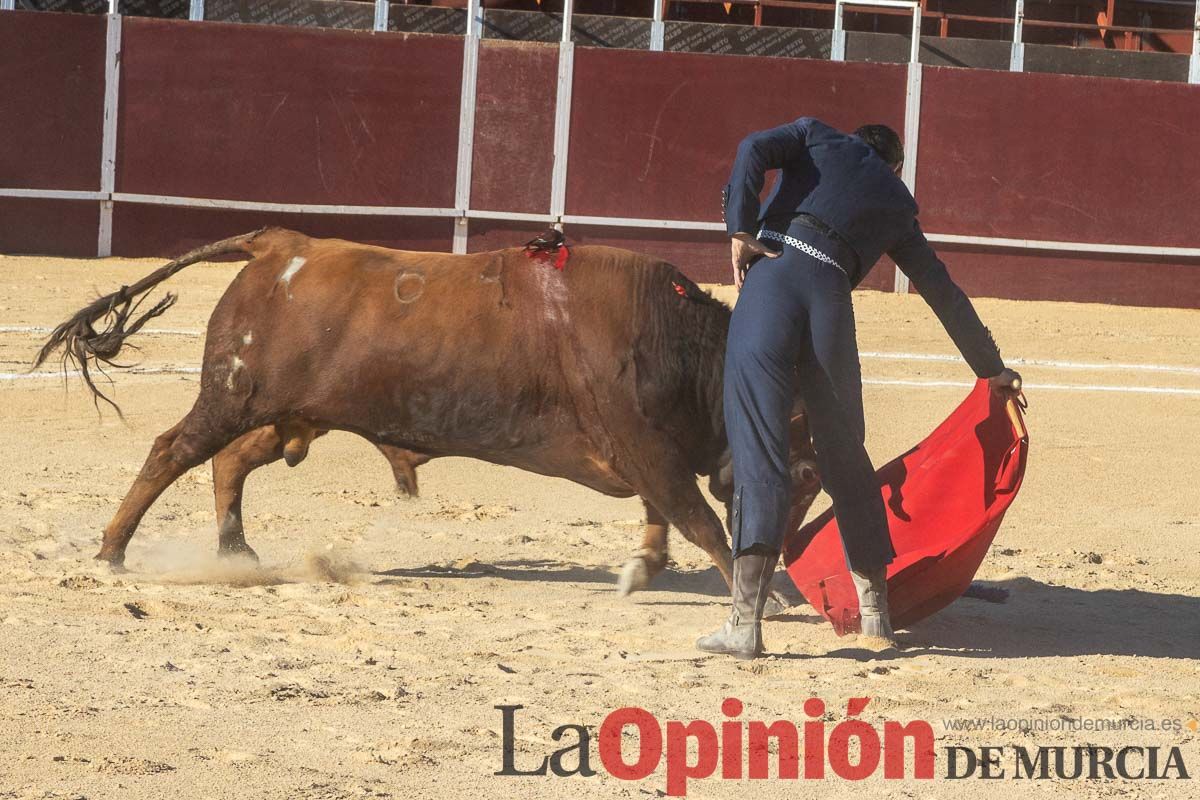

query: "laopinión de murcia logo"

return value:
[494, 698, 1193, 796]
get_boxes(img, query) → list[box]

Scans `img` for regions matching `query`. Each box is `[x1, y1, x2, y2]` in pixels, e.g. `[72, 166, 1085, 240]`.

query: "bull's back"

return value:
[202, 231, 652, 466]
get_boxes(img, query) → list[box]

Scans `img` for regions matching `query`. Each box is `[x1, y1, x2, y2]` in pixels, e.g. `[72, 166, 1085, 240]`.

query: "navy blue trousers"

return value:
[723, 233, 896, 572]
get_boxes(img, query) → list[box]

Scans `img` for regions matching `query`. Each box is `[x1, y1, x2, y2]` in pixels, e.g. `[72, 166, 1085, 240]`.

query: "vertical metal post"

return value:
[470, 0, 483, 35]
[108, 0, 118, 13]
[98, 14, 122, 258]
[453, 0, 482, 254]
[561, 0, 573, 42]
[831, 1, 846, 60]
[373, 0, 388, 31]
[1010, 0, 1025, 72]
[549, 0, 575, 225]
[895, 61, 921, 294]
[189, 0, 204, 21]
[650, 0, 665, 51]
[908, 2, 921, 64]
[898, 1, 921, 293]
[0, 1, 15, 12]
[1189, 0, 1200, 83]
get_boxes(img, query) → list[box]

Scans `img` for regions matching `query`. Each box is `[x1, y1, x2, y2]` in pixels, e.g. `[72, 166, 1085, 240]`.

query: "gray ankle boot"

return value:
[696, 553, 775, 659]
[850, 567, 896, 645]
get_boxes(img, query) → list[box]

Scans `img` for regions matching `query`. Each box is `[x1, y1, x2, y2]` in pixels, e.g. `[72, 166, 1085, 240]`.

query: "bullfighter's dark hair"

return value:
[854, 124, 904, 168]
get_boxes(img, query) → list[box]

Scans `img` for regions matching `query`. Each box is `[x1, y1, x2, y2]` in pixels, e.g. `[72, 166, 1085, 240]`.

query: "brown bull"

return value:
[36, 228, 821, 604]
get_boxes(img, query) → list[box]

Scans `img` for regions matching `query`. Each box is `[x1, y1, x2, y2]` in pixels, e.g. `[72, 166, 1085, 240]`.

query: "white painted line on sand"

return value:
[1, 367, 201, 382]
[4, 368, 1199, 397]
[5, 324, 1199, 378]
[863, 378, 1200, 397]
[860, 351, 1200, 376]
[0, 325, 202, 337]
[7, 330, 1195, 378]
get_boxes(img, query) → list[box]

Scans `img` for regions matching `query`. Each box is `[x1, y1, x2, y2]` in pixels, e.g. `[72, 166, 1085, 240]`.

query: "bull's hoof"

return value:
[93, 551, 128, 574]
[616, 557, 651, 597]
[218, 540, 260, 563]
[763, 589, 795, 619]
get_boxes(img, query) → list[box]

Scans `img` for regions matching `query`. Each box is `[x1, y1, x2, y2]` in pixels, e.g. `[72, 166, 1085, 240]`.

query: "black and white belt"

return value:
[757, 229, 848, 278]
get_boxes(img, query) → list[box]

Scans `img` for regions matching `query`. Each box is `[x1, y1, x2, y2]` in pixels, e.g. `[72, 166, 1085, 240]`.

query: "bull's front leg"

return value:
[616, 500, 672, 596]
[376, 445, 431, 498]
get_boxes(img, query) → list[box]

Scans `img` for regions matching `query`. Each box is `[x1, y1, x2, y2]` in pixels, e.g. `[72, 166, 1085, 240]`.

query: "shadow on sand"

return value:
[375, 560, 806, 606]
[376, 561, 1200, 661]
[898, 576, 1200, 661]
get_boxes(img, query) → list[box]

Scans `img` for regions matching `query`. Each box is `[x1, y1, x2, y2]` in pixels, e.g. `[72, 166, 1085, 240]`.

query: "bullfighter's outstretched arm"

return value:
[889, 220, 1007, 379]
[723, 117, 815, 237]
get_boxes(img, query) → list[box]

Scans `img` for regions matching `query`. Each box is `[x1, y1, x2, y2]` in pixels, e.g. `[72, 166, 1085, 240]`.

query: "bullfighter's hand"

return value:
[731, 233, 780, 291]
[988, 368, 1022, 397]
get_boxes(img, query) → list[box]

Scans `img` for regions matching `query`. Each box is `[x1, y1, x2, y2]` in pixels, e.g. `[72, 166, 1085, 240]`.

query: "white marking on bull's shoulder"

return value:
[242, 331, 253, 346]
[226, 355, 245, 391]
[277, 257, 306, 300]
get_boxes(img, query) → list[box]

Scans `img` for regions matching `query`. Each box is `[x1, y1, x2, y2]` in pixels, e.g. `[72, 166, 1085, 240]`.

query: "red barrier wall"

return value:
[1, 12, 1196, 307]
[0, 11, 106, 257]
[110, 204, 453, 258]
[564, 49, 907, 285]
[470, 40, 557, 214]
[0, 11, 106, 192]
[928, 244, 1200, 308]
[567, 50, 907, 221]
[117, 18, 463, 208]
[913, 66, 1200, 305]
[917, 67, 1200, 248]
[0, 198, 99, 259]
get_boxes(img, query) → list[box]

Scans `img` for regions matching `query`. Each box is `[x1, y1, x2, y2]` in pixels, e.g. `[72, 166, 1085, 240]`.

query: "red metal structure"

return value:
[2, 9, 1198, 306]
[453, 0, 1197, 52]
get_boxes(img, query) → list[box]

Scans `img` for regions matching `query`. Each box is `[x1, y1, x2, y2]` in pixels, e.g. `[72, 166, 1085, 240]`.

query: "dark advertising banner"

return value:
[483, 8, 651, 50]
[203, 0, 374, 30]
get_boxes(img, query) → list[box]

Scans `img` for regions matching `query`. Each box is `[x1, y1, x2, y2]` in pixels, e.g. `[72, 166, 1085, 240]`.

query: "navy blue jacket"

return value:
[723, 117, 1004, 378]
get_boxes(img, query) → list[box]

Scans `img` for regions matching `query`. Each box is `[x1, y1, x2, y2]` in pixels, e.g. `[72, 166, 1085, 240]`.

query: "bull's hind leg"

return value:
[98, 411, 246, 569]
[212, 426, 290, 561]
[211, 430, 426, 560]
[616, 500, 671, 596]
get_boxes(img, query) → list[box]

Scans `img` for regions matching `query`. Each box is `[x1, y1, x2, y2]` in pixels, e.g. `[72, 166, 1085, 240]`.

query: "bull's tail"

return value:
[33, 228, 268, 415]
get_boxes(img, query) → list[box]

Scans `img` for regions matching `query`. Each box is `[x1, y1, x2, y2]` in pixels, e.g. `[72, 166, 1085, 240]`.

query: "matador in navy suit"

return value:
[697, 118, 1022, 659]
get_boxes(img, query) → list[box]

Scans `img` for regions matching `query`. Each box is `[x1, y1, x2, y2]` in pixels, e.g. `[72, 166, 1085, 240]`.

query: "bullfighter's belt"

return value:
[757, 229, 848, 279]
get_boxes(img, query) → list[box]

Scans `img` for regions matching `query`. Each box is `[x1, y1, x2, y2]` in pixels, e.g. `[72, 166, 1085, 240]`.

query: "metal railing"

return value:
[666, 0, 1196, 52]
[2, 0, 1199, 287]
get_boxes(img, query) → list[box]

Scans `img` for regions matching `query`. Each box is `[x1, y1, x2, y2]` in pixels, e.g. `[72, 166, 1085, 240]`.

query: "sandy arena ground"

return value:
[1, 253, 1198, 799]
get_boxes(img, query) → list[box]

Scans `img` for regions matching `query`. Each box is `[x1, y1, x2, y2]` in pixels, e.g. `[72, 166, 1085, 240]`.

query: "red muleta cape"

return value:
[784, 379, 1029, 635]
